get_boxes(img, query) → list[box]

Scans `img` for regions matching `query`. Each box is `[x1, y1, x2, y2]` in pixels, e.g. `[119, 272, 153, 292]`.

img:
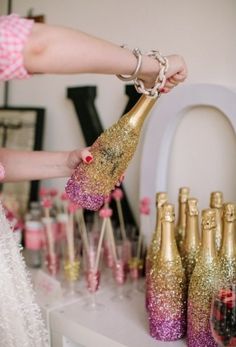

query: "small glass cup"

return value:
[83, 245, 104, 311]
[210, 284, 236, 347]
[63, 238, 82, 298]
[111, 241, 129, 301]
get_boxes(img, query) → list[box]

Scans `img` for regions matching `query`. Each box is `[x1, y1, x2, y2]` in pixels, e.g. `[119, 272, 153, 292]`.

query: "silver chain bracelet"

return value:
[134, 50, 169, 98]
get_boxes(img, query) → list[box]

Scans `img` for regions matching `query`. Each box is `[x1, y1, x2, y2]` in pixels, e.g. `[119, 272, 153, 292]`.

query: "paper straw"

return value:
[76, 209, 90, 257]
[116, 200, 127, 241]
[107, 218, 118, 263]
[94, 218, 107, 272]
[66, 212, 75, 263]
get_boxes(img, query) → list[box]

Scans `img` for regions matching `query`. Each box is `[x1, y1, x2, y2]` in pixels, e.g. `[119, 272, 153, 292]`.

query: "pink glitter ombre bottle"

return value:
[65, 95, 157, 210]
[187, 209, 222, 347]
[147, 203, 187, 341]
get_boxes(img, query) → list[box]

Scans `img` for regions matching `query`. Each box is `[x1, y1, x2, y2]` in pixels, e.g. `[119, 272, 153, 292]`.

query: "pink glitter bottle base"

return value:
[66, 177, 105, 211]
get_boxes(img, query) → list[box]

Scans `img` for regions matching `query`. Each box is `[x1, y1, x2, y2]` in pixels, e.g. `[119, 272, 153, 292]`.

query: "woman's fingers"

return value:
[80, 147, 93, 164]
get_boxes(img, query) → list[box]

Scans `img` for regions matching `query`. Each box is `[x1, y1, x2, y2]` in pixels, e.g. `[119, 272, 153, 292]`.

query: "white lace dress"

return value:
[0, 202, 49, 347]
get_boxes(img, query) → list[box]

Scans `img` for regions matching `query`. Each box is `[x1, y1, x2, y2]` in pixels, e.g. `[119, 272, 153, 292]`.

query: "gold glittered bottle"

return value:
[187, 209, 222, 347]
[146, 192, 168, 309]
[175, 187, 190, 253]
[66, 95, 157, 210]
[220, 202, 236, 284]
[148, 203, 186, 341]
[210, 191, 223, 251]
[182, 198, 200, 286]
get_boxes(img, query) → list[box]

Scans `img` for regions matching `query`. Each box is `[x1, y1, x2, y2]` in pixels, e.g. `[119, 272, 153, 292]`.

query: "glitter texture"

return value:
[181, 198, 200, 286]
[147, 204, 187, 341]
[148, 259, 187, 341]
[187, 209, 222, 347]
[187, 261, 220, 347]
[66, 95, 157, 210]
[64, 259, 80, 282]
[146, 192, 168, 310]
[219, 203, 236, 285]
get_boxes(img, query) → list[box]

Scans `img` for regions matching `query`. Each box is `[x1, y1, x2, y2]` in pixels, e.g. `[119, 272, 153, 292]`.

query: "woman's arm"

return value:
[0, 148, 92, 182]
[23, 23, 187, 91]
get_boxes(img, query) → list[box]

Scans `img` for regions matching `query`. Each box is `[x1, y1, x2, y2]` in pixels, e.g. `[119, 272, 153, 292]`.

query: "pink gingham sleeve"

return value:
[0, 14, 34, 81]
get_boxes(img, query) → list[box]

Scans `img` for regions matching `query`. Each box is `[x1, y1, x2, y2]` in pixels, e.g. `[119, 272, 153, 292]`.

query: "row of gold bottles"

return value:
[146, 188, 236, 345]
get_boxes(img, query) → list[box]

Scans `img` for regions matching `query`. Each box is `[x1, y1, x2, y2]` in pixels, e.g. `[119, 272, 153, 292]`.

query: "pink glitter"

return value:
[187, 300, 217, 347]
[86, 270, 100, 293]
[113, 260, 126, 285]
[65, 178, 105, 211]
[45, 254, 60, 276]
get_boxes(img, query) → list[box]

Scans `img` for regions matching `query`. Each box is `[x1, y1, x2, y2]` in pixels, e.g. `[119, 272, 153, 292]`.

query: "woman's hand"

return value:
[66, 147, 93, 172]
[138, 54, 187, 93]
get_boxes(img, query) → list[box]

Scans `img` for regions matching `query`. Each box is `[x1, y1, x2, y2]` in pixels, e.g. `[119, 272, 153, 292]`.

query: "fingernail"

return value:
[85, 155, 93, 163]
[160, 88, 165, 93]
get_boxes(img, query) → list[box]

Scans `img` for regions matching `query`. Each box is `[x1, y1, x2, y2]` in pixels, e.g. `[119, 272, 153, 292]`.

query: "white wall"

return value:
[0, 0, 236, 221]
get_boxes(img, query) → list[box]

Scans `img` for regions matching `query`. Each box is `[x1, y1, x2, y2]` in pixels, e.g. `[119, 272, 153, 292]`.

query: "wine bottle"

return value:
[210, 191, 223, 251]
[182, 198, 200, 286]
[188, 208, 222, 347]
[220, 202, 236, 284]
[146, 192, 168, 309]
[66, 95, 157, 210]
[175, 187, 190, 253]
[148, 203, 186, 341]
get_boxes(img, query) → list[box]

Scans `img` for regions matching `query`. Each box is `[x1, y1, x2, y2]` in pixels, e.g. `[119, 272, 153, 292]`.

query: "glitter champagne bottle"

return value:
[66, 95, 157, 210]
[146, 192, 168, 309]
[210, 191, 223, 251]
[175, 187, 190, 254]
[148, 203, 186, 341]
[187, 208, 222, 347]
[220, 203, 236, 284]
[182, 198, 200, 286]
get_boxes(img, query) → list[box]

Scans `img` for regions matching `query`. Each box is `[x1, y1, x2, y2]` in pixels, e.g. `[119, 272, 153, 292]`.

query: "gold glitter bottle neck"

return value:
[210, 191, 223, 209]
[126, 94, 157, 129]
[220, 219, 236, 258]
[184, 214, 200, 252]
[154, 192, 168, 234]
[201, 225, 217, 260]
[160, 217, 179, 261]
[177, 201, 187, 228]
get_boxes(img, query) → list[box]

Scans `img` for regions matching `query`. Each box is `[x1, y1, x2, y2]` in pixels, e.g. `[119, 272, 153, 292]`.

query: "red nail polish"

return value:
[85, 155, 93, 163]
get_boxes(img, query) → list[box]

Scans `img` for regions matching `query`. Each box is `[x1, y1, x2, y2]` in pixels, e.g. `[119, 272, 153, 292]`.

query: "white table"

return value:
[40, 280, 186, 347]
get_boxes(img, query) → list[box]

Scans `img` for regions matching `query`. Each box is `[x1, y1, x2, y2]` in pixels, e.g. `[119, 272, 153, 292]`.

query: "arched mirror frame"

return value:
[140, 83, 236, 239]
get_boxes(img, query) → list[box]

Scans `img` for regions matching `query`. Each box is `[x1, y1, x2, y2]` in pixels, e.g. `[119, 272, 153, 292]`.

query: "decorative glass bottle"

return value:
[188, 208, 222, 347]
[66, 95, 157, 210]
[175, 187, 190, 254]
[182, 198, 200, 286]
[220, 202, 236, 284]
[148, 203, 186, 341]
[210, 191, 223, 251]
[146, 192, 168, 309]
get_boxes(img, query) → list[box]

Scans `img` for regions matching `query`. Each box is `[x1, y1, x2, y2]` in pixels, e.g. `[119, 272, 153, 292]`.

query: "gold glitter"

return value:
[148, 204, 187, 340]
[73, 95, 157, 196]
[147, 192, 168, 266]
[188, 208, 222, 346]
[64, 259, 80, 282]
[210, 191, 223, 251]
[220, 203, 236, 284]
[182, 198, 200, 285]
[175, 187, 190, 254]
